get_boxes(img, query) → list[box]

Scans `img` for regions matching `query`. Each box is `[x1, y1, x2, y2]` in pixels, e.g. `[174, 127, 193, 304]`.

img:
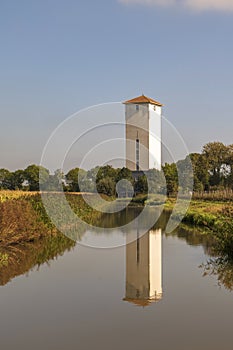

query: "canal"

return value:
[0, 208, 232, 350]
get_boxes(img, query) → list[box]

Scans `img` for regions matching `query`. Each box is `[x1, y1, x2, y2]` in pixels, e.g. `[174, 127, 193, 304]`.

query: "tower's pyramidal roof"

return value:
[123, 94, 163, 106]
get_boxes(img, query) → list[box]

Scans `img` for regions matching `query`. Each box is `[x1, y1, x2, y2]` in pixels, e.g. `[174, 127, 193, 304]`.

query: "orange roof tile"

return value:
[123, 94, 163, 106]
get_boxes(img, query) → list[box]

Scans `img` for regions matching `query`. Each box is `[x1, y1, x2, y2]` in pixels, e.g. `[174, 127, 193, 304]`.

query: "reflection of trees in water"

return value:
[92, 206, 144, 228]
[92, 206, 167, 230]
[2, 204, 230, 289]
[199, 219, 233, 291]
[92, 207, 216, 254]
[167, 224, 216, 257]
[155, 209, 216, 256]
[201, 257, 233, 291]
[0, 234, 75, 286]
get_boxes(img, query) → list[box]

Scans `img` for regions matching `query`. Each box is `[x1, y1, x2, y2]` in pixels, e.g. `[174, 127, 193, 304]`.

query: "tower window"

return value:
[136, 105, 139, 111]
[154, 105, 156, 111]
[137, 226, 140, 263]
[136, 139, 139, 171]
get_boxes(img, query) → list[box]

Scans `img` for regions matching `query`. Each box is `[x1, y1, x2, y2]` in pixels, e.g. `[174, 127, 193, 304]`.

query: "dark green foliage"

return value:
[25, 164, 50, 191]
[0, 169, 14, 189]
[190, 153, 209, 191]
[1, 141, 233, 195]
[162, 163, 178, 196]
[96, 165, 119, 183]
[11, 170, 25, 190]
[201, 257, 233, 291]
[134, 175, 148, 194]
[96, 177, 116, 196]
[65, 168, 81, 192]
[116, 167, 134, 184]
[95, 166, 119, 196]
[203, 142, 228, 187]
[201, 214, 233, 288]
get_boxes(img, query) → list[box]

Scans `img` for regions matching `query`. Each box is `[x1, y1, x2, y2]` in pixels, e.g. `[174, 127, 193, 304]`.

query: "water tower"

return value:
[123, 95, 163, 172]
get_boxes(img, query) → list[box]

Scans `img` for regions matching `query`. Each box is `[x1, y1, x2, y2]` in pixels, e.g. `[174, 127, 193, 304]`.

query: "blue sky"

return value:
[1, 0, 233, 170]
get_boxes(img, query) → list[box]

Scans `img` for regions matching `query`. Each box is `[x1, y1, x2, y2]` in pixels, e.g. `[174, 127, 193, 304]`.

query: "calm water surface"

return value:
[0, 209, 233, 350]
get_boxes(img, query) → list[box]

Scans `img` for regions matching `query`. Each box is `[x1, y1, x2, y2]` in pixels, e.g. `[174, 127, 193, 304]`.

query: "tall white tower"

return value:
[124, 95, 163, 171]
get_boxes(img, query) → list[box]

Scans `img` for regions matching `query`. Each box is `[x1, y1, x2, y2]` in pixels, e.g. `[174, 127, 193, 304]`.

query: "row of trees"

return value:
[191, 142, 233, 191]
[163, 142, 233, 194]
[1, 142, 232, 195]
[66, 166, 166, 196]
[0, 164, 166, 195]
[0, 165, 51, 191]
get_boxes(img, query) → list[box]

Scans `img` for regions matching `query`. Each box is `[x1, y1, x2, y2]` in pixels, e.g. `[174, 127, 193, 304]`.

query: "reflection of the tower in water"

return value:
[123, 228, 162, 307]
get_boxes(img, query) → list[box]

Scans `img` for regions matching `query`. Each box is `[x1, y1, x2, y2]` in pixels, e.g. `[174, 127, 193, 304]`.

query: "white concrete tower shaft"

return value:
[124, 95, 163, 171]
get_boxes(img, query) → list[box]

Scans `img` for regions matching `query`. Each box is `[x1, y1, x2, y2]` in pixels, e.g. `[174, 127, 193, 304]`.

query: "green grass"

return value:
[161, 197, 233, 259]
[0, 252, 8, 268]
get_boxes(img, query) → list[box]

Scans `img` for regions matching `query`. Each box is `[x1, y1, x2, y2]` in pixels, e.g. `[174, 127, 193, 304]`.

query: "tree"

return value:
[96, 177, 116, 196]
[162, 163, 178, 196]
[96, 165, 118, 184]
[24, 164, 49, 191]
[190, 153, 209, 191]
[225, 144, 233, 189]
[116, 167, 134, 184]
[66, 168, 81, 192]
[202, 142, 228, 187]
[134, 175, 148, 194]
[11, 170, 25, 190]
[0, 169, 12, 189]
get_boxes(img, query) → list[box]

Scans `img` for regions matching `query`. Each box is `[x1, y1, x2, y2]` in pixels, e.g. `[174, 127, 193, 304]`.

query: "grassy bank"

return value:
[126, 193, 233, 258]
[163, 198, 232, 230]
[157, 196, 233, 259]
[1, 191, 233, 261]
[1, 191, 232, 236]
[0, 191, 108, 252]
[128, 194, 233, 231]
[0, 194, 54, 247]
[0, 191, 113, 270]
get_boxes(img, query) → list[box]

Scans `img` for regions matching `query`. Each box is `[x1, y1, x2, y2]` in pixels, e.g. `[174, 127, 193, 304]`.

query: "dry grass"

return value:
[0, 190, 37, 203]
[0, 198, 54, 247]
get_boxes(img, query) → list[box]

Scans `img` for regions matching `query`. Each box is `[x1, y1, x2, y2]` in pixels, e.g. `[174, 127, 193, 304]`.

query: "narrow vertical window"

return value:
[136, 226, 140, 264]
[136, 105, 139, 111]
[136, 138, 139, 171]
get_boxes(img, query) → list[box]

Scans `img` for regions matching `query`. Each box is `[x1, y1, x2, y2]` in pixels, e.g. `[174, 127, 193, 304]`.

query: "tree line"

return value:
[164, 141, 233, 194]
[0, 142, 232, 195]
